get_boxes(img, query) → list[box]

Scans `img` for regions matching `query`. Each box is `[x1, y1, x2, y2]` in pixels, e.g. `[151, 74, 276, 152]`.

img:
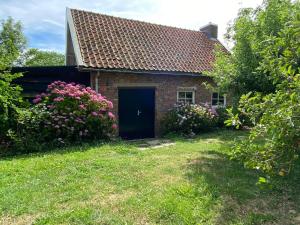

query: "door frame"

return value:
[117, 86, 156, 138]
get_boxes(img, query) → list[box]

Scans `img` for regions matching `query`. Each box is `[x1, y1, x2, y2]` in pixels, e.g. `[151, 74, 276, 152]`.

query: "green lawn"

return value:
[0, 130, 299, 225]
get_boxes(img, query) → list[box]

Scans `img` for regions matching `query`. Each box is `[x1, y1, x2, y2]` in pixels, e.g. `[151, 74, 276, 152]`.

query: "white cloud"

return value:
[42, 19, 65, 28]
[0, 0, 263, 51]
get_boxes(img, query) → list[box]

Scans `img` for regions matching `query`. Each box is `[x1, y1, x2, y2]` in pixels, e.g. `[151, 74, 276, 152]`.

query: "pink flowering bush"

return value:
[31, 81, 117, 144]
[162, 102, 218, 135]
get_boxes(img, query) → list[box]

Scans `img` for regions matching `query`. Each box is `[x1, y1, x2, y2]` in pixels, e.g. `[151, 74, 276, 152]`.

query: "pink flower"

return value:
[112, 124, 117, 130]
[33, 97, 42, 104]
[79, 104, 86, 110]
[107, 101, 113, 109]
[54, 97, 64, 102]
[91, 111, 98, 116]
[47, 105, 55, 109]
[108, 112, 115, 119]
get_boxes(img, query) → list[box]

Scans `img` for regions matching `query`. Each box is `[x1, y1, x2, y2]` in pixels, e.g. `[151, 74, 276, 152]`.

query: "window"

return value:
[177, 91, 195, 104]
[212, 92, 226, 106]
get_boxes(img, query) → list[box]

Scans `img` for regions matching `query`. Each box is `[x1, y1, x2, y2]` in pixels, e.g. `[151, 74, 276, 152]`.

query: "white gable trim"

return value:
[66, 8, 85, 66]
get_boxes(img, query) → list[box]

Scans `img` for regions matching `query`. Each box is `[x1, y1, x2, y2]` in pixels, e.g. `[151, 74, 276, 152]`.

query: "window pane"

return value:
[185, 92, 193, 99]
[212, 92, 218, 98]
[186, 99, 193, 104]
[178, 92, 185, 98]
[212, 99, 218, 105]
[178, 91, 194, 104]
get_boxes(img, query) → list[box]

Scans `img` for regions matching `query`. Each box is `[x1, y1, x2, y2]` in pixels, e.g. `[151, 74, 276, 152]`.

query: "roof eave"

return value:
[77, 66, 209, 77]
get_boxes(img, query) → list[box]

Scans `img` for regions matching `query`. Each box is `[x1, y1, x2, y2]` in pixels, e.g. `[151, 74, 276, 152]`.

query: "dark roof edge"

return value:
[77, 66, 210, 77]
[10, 66, 79, 73]
[12, 66, 77, 69]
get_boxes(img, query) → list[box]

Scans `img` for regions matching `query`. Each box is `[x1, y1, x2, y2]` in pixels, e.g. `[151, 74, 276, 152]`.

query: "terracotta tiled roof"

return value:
[70, 8, 225, 74]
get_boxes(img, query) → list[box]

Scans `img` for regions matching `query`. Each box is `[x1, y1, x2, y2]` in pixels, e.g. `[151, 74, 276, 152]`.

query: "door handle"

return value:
[137, 110, 142, 116]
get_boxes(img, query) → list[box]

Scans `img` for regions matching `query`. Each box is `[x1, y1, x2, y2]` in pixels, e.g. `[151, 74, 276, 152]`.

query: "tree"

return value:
[209, 0, 300, 103]
[0, 19, 64, 67]
[0, 73, 24, 138]
[207, 0, 300, 181]
[21, 48, 65, 66]
[0, 18, 26, 142]
[0, 17, 26, 69]
[231, 15, 300, 178]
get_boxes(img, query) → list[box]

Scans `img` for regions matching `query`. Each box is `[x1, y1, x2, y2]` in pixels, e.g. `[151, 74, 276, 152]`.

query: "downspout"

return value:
[95, 72, 99, 93]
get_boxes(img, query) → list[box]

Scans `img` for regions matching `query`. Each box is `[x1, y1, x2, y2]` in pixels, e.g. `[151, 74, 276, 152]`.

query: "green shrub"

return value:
[162, 103, 217, 135]
[215, 106, 230, 127]
[5, 104, 51, 153]
[228, 16, 300, 178]
[0, 72, 26, 152]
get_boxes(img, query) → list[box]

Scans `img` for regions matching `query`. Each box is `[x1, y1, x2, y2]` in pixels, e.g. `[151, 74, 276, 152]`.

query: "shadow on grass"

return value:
[0, 138, 141, 161]
[165, 129, 249, 144]
[0, 129, 245, 161]
[185, 150, 300, 224]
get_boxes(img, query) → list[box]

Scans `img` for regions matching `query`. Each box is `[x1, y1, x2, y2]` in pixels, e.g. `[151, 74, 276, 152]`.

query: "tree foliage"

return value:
[0, 18, 26, 143]
[209, 0, 300, 101]
[0, 17, 26, 69]
[0, 18, 64, 67]
[0, 73, 24, 139]
[21, 48, 65, 66]
[208, 0, 300, 180]
[230, 13, 300, 178]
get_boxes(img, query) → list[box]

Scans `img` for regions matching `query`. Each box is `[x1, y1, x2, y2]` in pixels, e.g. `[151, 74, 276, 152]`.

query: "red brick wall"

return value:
[90, 71, 216, 136]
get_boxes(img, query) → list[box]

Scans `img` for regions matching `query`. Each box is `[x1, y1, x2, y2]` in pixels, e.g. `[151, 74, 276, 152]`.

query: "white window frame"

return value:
[177, 90, 195, 104]
[211, 92, 226, 106]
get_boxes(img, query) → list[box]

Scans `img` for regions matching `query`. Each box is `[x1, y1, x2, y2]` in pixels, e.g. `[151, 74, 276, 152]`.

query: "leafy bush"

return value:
[214, 106, 230, 128]
[162, 103, 217, 135]
[29, 81, 117, 145]
[4, 105, 47, 152]
[208, 0, 299, 103]
[228, 16, 300, 178]
[231, 81, 300, 177]
[0, 17, 28, 153]
[0, 72, 25, 144]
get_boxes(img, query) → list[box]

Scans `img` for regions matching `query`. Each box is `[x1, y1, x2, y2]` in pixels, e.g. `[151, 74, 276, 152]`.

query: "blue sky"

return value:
[0, 0, 262, 53]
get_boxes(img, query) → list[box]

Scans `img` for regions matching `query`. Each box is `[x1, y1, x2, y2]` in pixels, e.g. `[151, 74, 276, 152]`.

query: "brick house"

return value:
[65, 8, 227, 139]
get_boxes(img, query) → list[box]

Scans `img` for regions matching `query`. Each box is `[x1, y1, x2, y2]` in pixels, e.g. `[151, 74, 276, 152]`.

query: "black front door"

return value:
[118, 88, 155, 139]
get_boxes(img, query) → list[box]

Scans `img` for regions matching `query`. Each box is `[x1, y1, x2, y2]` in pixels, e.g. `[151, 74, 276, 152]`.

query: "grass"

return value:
[0, 130, 299, 225]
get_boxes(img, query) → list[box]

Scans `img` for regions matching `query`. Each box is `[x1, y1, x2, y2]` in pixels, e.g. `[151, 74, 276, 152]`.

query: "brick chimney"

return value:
[200, 22, 218, 39]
